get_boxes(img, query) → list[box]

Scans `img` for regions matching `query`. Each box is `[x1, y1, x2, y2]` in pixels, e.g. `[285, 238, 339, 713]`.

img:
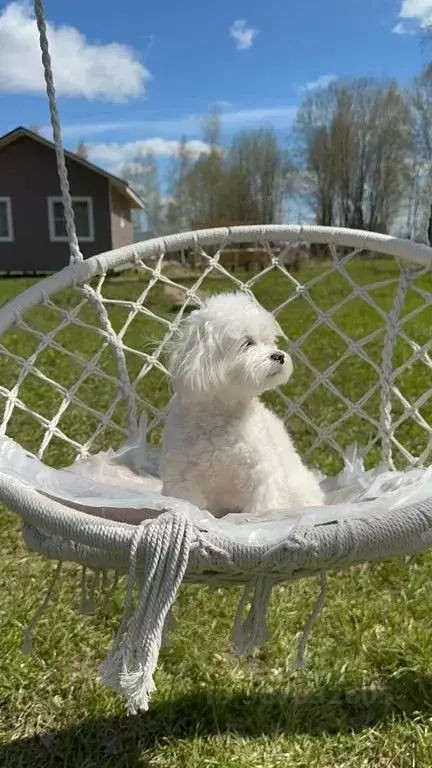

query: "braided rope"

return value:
[380, 262, 413, 469]
[232, 575, 274, 655]
[294, 571, 327, 668]
[98, 509, 192, 713]
[21, 560, 63, 653]
[33, 0, 82, 265]
[33, 0, 138, 439]
[8, 469, 432, 713]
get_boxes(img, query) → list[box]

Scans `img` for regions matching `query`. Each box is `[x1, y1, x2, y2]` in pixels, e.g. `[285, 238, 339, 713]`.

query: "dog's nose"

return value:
[270, 352, 285, 365]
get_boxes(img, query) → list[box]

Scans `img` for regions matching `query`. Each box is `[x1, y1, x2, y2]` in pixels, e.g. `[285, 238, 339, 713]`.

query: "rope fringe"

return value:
[232, 571, 328, 666]
[79, 567, 101, 614]
[102, 571, 121, 612]
[99, 510, 192, 714]
[294, 571, 327, 669]
[232, 576, 274, 656]
[22, 561, 63, 654]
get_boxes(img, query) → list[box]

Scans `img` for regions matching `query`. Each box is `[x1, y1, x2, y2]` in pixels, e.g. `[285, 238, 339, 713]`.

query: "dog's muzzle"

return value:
[270, 352, 285, 365]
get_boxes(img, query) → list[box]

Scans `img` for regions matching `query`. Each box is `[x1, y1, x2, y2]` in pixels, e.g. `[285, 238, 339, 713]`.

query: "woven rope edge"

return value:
[3, 473, 432, 582]
[1, 225, 432, 336]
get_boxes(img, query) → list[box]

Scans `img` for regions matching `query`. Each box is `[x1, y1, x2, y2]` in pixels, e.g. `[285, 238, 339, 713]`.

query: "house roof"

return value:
[0, 126, 145, 210]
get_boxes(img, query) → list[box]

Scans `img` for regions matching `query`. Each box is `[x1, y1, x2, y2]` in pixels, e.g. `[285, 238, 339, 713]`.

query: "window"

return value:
[47, 197, 94, 242]
[0, 198, 13, 241]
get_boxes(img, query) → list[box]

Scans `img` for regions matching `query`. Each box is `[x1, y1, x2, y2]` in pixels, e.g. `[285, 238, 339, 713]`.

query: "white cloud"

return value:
[52, 121, 145, 139]
[222, 106, 297, 124]
[0, 2, 149, 101]
[229, 20, 258, 50]
[392, 21, 416, 34]
[395, 1, 432, 32]
[59, 106, 298, 141]
[298, 74, 339, 93]
[88, 138, 211, 167]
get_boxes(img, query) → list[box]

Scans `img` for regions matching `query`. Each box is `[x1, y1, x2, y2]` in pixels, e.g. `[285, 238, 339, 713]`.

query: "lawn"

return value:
[0, 255, 432, 767]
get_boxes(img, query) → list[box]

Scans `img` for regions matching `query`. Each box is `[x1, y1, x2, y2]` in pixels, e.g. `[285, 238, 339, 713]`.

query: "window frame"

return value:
[47, 196, 95, 242]
[0, 197, 14, 242]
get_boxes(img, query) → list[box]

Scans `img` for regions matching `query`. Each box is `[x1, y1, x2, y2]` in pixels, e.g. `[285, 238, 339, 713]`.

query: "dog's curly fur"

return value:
[161, 292, 324, 517]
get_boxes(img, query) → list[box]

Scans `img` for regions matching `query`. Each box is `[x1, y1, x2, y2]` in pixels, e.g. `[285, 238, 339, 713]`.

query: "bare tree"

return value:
[180, 107, 223, 224]
[294, 83, 340, 226]
[223, 128, 291, 223]
[169, 116, 291, 228]
[165, 110, 224, 227]
[121, 150, 163, 236]
[165, 137, 193, 232]
[409, 66, 432, 243]
[295, 78, 412, 233]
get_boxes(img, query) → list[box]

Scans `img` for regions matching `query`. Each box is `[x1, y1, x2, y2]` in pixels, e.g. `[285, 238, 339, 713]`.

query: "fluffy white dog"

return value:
[160, 292, 325, 518]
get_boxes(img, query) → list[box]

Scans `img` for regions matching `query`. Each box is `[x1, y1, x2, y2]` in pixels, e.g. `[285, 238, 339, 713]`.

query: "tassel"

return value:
[79, 567, 99, 614]
[99, 510, 192, 714]
[232, 576, 273, 656]
[22, 561, 62, 654]
[294, 571, 327, 669]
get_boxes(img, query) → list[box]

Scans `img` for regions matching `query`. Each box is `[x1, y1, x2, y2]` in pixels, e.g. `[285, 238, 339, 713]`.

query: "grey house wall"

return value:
[110, 185, 133, 250]
[0, 135, 112, 271]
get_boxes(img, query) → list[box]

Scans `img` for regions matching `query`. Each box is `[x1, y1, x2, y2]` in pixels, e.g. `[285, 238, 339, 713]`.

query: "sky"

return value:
[0, 0, 430, 179]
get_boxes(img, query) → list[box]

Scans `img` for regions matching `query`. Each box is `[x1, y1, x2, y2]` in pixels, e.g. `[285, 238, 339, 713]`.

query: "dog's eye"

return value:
[243, 337, 255, 349]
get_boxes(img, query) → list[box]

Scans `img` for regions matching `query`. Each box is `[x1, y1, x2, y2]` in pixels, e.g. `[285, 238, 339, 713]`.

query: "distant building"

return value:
[0, 126, 144, 272]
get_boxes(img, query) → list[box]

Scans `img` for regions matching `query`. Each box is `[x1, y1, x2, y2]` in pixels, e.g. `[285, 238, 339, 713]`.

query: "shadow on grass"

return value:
[1, 672, 432, 767]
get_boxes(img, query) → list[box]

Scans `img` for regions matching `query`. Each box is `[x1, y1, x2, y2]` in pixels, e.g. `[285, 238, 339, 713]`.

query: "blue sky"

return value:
[0, 0, 430, 174]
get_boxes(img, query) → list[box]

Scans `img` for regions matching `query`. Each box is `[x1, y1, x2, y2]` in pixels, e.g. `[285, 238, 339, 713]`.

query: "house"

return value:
[0, 126, 144, 272]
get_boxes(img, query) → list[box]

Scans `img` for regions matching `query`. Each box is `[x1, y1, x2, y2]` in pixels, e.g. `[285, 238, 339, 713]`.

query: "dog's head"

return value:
[168, 292, 293, 401]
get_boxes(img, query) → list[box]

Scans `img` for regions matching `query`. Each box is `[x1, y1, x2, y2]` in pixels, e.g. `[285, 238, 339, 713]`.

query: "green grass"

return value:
[1, 257, 432, 767]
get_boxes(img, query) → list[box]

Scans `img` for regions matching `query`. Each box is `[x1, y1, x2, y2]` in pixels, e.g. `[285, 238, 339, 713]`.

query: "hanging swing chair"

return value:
[1, 0, 432, 714]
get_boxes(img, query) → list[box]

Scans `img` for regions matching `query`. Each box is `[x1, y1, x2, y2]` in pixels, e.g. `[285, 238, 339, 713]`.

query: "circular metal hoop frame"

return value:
[1, 224, 432, 335]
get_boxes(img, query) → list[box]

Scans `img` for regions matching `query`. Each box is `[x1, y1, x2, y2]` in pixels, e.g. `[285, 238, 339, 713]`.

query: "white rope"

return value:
[294, 571, 327, 669]
[231, 570, 328, 667]
[102, 571, 121, 612]
[33, 0, 139, 439]
[34, 0, 82, 265]
[0, 195, 429, 711]
[379, 262, 414, 469]
[79, 567, 100, 614]
[21, 560, 63, 653]
[99, 509, 192, 713]
[0, 224, 430, 465]
[0, 231, 430, 466]
[6, 467, 432, 714]
[232, 576, 273, 656]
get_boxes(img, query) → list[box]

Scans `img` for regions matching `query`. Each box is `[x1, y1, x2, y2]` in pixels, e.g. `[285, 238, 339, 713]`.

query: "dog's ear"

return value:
[168, 318, 214, 398]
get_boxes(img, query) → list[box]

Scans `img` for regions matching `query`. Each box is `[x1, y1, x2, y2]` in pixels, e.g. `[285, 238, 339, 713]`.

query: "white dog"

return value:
[160, 292, 324, 518]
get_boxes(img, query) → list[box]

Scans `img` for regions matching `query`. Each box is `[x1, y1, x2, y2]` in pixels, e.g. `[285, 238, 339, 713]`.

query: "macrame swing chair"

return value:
[1, 0, 432, 715]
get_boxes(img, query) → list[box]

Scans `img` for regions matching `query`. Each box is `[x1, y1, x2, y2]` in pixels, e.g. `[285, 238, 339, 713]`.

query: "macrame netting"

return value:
[0, 0, 432, 714]
[1, 227, 431, 471]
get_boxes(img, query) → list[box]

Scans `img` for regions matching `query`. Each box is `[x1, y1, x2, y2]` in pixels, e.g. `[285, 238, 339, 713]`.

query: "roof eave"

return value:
[0, 126, 145, 210]
[123, 185, 145, 210]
